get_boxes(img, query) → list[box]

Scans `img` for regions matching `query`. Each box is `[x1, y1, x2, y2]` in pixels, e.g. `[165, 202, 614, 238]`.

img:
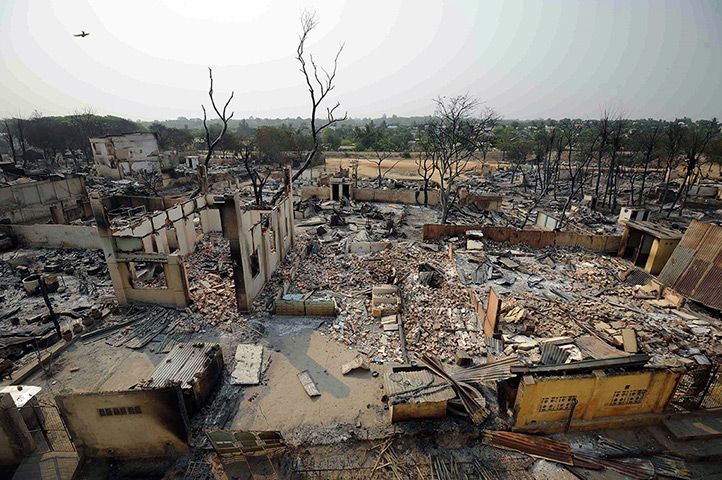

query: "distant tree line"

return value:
[1, 110, 142, 167]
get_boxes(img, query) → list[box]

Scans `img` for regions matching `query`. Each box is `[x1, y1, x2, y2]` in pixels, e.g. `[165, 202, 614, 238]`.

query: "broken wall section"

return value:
[0, 176, 91, 224]
[218, 187, 295, 311]
[0, 224, 101, 250]
[90, 192, 224, 309]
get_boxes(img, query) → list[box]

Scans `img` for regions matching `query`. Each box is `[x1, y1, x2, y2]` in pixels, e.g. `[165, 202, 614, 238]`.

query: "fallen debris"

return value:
[341, 354, 370, 375]
[231, 344, 263, 385]
[297, 369, 320, 397]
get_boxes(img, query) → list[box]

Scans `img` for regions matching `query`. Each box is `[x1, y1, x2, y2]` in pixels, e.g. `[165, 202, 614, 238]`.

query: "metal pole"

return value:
[565, 398, 578, 434]
[39, 277, 62, 337]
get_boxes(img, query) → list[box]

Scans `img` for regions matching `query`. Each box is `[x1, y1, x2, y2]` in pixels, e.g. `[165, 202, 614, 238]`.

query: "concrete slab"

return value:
[663, 415, 722, 441]
[231, 344, 263, 385]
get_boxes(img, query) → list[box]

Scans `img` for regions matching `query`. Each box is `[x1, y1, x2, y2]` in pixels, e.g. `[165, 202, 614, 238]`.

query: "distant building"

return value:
[89, 132, 162, 179]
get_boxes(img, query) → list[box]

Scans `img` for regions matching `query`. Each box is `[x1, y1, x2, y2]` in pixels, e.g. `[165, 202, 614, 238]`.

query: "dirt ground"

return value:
[314, 156, 494, 182]
[232, 318, 388, 439]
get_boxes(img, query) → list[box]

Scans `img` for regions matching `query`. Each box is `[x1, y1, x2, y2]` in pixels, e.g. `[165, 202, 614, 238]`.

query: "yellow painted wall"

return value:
[514, 369, 681, 427]
[646, 238, 680, 275]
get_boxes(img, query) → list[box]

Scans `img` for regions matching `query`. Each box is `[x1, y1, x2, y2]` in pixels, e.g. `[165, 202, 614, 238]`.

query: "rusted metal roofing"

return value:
[572, 453, 655, 479]
[148, 342, 221, 389]
[483, 431, 573, 466]
[575, 335, 629, 360]
[657, 246, 696, 286]
[384, 365, 455, 405]
[659, 221, 722, 311]
[623, 220, 683, 240]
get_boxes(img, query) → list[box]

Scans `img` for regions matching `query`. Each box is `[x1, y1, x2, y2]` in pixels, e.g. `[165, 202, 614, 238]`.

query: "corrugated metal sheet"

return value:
[540, 342, 571, 365]
[675, 259, 710, 298]
[575, 335, 629, 360]
[623, 268, 654, 287]
[384, 366, 455, 405]
[678, 221, 710, 249]
[483, 431, 573, 466]
[658, 221, 722, 311]
[696, 226, 722, 263]
[694, 265, 722, 308]
[658, 246, 696, 286]
[148, 342, 220, 388]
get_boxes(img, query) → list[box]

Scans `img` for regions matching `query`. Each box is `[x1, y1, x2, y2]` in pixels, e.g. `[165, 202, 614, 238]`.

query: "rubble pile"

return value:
[185, 233, 243, 325]
[185, 233, 241, 323]
[0, 246, 114, 370]
[461, 241, 722, 366]
[274, 239, 487, 363]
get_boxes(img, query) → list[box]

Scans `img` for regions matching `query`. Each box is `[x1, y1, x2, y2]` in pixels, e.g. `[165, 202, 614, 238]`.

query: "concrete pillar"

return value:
[50, 204, 66, 224]
[197, 164, 208, 194]
[219, 198, 248, 311]
[166, 254, 190, 309]
[175, 219, 191, 255]
[184, 214, 197, 252]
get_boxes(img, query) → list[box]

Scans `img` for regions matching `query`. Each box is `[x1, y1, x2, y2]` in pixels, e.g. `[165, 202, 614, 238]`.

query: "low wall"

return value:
[423, 224, 622, 254]
[56, 388, 189, 458]
[300, 186, 440, 205]
[513, 368, 682, 428]
[300, 186, 329, 201]
[1, 224, 102, 250]
[353, 188, 440, 205]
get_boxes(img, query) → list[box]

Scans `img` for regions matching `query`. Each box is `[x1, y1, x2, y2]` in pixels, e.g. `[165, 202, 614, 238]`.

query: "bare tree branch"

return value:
[272, 10, 346, 202]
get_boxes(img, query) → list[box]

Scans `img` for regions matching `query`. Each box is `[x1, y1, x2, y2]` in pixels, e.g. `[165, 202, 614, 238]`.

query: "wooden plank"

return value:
[484, 288, 501, 338]
[622, 328, 638, 353]
[297, 370, 320, 397]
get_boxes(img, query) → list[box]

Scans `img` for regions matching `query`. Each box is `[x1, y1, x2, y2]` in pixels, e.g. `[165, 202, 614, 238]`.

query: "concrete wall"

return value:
[353, 188, 440, 205]
[423, 224, 622, 254]
[300, 186, 440, 205]
[513, 368, 681, 428]
[300, 186, 329, 201]
[1, 224, 101, 249]
[56, 388, 189, 458]
[0, 176, 89, 224]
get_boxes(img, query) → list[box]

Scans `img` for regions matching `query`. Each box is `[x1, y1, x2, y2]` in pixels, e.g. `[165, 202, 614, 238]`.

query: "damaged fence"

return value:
[423, 224, 622, 254]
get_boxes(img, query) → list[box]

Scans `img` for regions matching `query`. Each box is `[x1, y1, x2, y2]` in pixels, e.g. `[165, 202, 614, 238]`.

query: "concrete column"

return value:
[184, 214, 197, 252]
[219, 198, 248, 311]
[199, 209, 212, 234]
[197, 165, 208, 194]
[236, 201, 255, 310]
[50, 204, 66, 224]
[166, 254, 190, 309]
[175, 219, 191, 255]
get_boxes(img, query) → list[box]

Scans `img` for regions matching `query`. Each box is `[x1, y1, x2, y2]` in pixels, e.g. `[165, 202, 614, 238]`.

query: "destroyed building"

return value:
[89, 132, 163, 179]
[0, 148, 721, 480]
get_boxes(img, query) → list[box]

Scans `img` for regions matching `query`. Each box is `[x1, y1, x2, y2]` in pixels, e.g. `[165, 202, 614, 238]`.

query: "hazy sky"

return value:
[1, 0, 721, 121]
